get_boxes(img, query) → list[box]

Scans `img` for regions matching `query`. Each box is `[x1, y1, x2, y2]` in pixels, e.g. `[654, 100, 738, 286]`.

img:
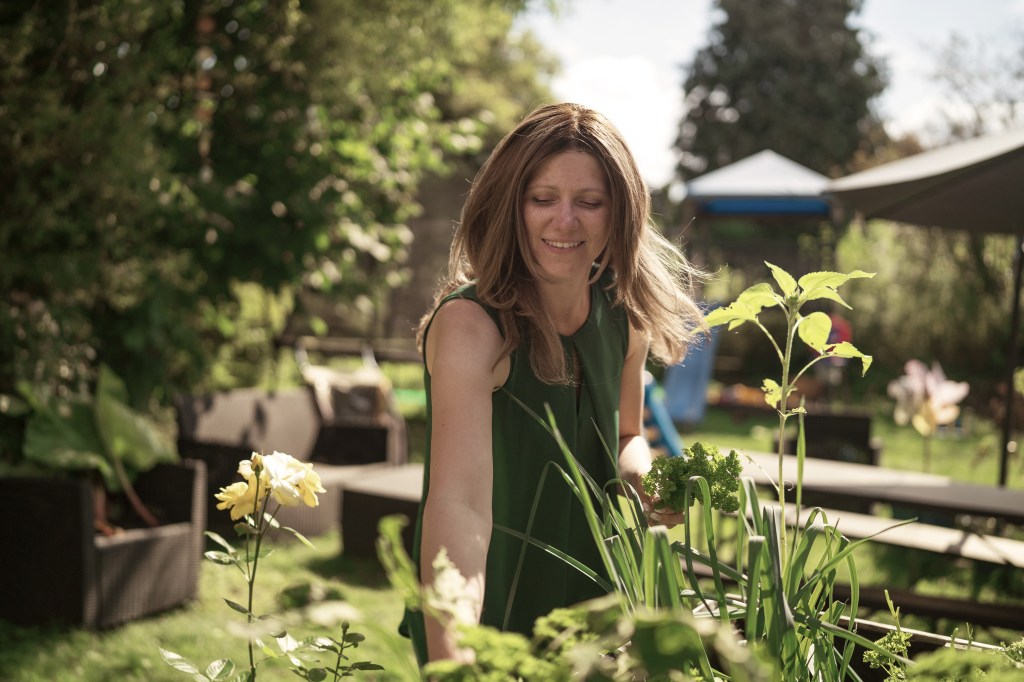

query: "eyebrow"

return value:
[526, 183, 608, 194]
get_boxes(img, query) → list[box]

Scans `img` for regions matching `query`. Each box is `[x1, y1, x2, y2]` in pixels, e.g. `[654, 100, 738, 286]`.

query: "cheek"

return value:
[594, 217, 612, 249]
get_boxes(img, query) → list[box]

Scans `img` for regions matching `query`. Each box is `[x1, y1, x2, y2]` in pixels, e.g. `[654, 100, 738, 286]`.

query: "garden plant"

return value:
[0, 364, 179, 530]
[159, 450, 382, 681]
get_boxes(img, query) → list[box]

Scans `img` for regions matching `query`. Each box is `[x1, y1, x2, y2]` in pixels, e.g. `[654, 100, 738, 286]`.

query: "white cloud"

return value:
[551, 55, 681, 187]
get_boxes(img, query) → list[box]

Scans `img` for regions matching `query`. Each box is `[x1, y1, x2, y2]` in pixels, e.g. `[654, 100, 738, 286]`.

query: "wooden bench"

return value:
[769, 504, 1024, 569]
[764, 503, 1024, 630]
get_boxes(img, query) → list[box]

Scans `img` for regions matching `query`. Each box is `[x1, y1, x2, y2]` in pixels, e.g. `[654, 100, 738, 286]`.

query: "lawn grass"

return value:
[0, 530, 419, 682]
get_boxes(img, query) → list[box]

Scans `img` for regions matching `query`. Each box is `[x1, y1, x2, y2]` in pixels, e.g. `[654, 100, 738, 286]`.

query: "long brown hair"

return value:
[419, 102, 706, 384]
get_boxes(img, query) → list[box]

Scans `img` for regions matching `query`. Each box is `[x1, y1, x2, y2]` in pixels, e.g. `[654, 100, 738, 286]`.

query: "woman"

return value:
[402, 102, 706, 664]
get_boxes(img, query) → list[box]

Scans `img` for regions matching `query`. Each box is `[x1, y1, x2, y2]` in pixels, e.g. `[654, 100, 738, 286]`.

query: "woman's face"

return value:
[522, 150, 611, 285]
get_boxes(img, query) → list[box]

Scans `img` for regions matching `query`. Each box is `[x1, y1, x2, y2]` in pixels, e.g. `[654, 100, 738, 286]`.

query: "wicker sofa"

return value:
[175, 386, 405, 540]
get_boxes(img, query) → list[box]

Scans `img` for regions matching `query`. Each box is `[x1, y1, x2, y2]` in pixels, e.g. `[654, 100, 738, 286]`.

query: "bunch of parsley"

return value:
[641, 441, 742, 514]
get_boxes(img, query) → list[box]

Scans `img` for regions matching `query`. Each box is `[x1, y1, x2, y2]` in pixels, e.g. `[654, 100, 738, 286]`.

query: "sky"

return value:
[515, 0, 1024, 187]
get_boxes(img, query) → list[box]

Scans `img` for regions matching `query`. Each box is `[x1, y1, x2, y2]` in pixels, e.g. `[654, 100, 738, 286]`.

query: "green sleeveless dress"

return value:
[402, 271, 629, 663]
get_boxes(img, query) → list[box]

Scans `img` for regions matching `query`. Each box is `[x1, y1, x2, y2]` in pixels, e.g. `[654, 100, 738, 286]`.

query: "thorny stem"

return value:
[332, 623, 351, 679]
[246, 479, 268, 678]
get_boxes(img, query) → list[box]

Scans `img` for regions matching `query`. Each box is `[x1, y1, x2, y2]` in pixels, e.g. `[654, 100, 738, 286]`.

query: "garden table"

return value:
[740, 450, 1024, 527]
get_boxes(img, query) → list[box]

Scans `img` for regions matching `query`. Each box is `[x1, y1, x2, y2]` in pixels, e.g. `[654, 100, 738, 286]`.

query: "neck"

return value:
[540, 280, 591, 336]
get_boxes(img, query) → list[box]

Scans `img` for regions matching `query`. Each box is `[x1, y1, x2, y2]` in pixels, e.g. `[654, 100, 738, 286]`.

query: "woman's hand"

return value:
[617, 325, 685, 529]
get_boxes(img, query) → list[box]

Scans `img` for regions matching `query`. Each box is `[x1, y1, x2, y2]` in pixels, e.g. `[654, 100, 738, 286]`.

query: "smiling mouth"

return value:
[544, 239, 584, 249]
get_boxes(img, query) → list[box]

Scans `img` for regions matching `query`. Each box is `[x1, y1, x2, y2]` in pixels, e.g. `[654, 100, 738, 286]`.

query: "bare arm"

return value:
[617, 325, 684, 527]
[420, 299, 505, 662]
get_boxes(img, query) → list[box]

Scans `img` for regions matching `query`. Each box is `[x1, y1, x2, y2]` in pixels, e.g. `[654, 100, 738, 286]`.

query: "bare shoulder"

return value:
[425, 298, 506, 385]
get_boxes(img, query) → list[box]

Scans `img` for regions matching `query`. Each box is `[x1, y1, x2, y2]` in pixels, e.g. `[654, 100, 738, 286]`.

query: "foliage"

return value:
[863, 630, 911, 681]
[905, 640, 1024, 681]
[641, 441, 742, 514]
[674, 0, 886, 179]
[160, 451, 382, 681]
[1, 365, 177, 499]
[862, 592, 911, 682]
[1, 0, 554, 413]
[835, 221, 1016, 391]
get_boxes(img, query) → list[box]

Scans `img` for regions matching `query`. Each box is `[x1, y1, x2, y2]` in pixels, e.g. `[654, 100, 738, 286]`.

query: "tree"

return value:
[673, 0, 886, 180]
[0, 0, 554, 412]
[926, 32, 1024, 141]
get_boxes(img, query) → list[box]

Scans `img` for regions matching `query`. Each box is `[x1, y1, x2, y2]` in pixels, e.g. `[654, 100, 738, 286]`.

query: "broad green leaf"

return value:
[706, 296, 775, 330]
[705, 302, 753, 329]
[766, 262, 798, 298]
[762, 379, 782, 409]
[275, 632, 301, 653]
[158, 648, 203, 675]
[205, 658, 236, 681]
[797, 270, 850, 291]
[307, 668, 328, 681]
[803, 286, 851, 309]
[797, 312, 831, 351]
[799, 270, 874, 306]
[351, 662, 385, 671]
[94, 364, 179, 475]
[204, 531, 237, 555]
[733, 282, 780, 312]
[310, 636, 338, 650]
[283, 526, 317, 549]
[233, 522, 259, 538]
[22, 395, 113, 486]
[827, 341, 873, 375]
[204, 551, 236, 565]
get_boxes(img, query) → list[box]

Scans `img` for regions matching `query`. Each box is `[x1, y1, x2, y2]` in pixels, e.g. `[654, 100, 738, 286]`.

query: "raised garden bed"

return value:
[0, 460, 206, 629]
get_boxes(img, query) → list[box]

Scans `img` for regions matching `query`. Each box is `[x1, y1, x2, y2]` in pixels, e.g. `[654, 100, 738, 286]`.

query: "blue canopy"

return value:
[684, 150, 832, 217]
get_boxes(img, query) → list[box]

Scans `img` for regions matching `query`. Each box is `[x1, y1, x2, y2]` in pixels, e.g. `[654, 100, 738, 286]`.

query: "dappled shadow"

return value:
[302, 543, 395, 592]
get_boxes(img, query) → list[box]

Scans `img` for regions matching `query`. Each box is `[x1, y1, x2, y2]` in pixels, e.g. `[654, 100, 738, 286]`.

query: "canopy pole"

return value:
[999, 233, 1024, 487]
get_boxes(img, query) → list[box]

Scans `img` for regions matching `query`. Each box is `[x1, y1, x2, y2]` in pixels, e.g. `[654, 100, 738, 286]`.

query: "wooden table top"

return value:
[740, 450, 1024, 526]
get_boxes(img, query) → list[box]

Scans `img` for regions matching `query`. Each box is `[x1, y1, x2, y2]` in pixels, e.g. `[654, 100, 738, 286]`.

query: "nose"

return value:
[557, 200, 577, 227]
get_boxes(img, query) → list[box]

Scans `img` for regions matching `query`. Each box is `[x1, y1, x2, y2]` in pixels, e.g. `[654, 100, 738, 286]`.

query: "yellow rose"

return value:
[215, 481, 261, 520]
[238, 453, 264, 484]
[262, 451, 325, 508]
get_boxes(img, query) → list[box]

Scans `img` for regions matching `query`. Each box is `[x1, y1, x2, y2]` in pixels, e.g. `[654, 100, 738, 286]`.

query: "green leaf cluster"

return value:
[905, 641, 1024, 681]
[863, 630, 911, 681]
[423, 626, 569, 681]
[641, 441, 743, 514]
[5, 364, 178, 491]
[706, 262, 874, 411]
